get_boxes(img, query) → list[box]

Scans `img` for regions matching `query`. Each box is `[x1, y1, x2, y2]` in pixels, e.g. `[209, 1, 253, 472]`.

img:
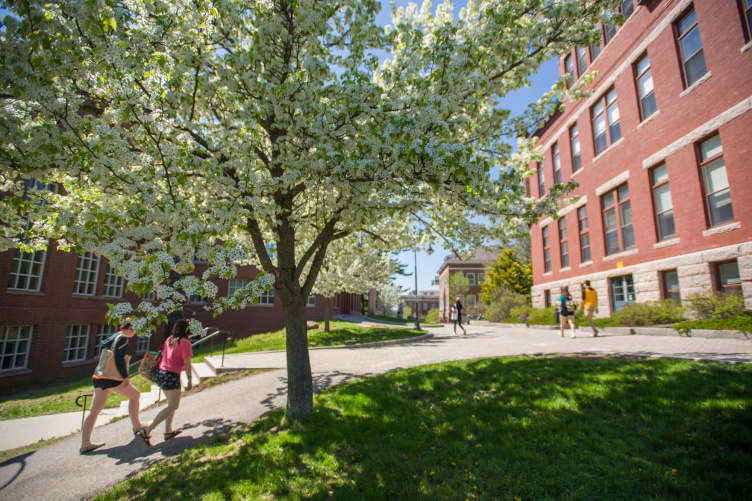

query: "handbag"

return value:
[94, 334, 129, 381]
[138, 350, 162, 381]
[450, 311, 457, 321]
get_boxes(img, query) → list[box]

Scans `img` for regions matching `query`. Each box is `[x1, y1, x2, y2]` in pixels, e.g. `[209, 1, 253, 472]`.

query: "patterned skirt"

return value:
[155, 368, 182, 391]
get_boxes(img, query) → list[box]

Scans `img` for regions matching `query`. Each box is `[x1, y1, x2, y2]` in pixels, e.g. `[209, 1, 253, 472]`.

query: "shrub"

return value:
[486, 286, 529, 322]
[610, 300, 685, 327]
[510, 304, 534, 323]
[674, 310, 752, 334]
[425, 308, 439, 324]
[526, 306, 558, 326]
[684, 290, 745, 320]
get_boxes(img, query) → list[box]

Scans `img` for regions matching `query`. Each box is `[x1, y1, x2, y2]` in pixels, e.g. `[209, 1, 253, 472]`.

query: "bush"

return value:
[486, 286, 529, 322]
[509, 304, 534, 323]
[610, 300, 685, 327]
[674, 310, 752, 333]
[425, 308, 439, 324]
[526, 306, 558, 326]
[684, 290, 745, 320]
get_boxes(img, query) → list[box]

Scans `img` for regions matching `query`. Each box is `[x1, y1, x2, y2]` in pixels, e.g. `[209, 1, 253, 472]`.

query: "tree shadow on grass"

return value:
[106, 356, 752, 501]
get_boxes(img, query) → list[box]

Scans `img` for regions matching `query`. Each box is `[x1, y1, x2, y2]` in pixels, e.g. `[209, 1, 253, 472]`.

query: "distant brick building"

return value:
[0, 244, 361, 389]
[399, 278, 441, 318]
[528, 0, 752, 314]
[437, 248, 499, 321]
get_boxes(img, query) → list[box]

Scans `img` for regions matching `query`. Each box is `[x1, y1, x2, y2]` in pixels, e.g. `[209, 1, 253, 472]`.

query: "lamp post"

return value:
[413, 244, 434, 330]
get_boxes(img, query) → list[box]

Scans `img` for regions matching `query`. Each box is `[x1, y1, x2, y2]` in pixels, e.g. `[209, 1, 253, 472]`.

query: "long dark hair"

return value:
[169, 319, 191, 347]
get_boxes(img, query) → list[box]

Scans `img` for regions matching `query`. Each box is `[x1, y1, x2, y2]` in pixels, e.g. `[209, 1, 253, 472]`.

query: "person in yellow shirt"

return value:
[580, 280, 599, 337]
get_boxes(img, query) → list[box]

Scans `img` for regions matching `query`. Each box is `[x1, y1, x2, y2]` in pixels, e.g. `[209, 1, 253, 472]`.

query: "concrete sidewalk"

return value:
[1, 323, 750, 501]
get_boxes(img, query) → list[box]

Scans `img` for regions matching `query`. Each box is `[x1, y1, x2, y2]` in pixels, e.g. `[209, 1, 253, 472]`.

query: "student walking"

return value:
[580, 280, 599, 337]
[138, 319, 193, 445]
[558, 287, 577, 339]
[80, 319, 146, 454]
[453, 297, 467, 335]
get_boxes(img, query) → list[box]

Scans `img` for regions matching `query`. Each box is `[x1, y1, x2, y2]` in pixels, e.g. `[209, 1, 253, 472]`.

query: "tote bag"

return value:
[94, 334, 129, 381]
[138, 351, 162, 381]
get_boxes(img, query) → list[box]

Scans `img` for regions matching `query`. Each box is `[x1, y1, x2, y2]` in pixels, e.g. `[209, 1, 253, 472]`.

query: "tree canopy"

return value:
[480, 248, 533, 303]
[0, 0, 618, 420]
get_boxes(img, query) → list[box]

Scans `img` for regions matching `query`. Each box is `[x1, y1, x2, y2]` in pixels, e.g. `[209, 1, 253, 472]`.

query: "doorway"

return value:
[610, 275, 636, 312]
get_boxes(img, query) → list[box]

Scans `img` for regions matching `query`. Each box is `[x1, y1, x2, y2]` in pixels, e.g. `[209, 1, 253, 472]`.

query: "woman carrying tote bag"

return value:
[80, 319, 148, 454]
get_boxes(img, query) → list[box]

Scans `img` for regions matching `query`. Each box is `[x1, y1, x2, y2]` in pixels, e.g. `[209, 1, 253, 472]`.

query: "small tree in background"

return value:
[448, 272, 471, 304]
[480, 249, 533, 303]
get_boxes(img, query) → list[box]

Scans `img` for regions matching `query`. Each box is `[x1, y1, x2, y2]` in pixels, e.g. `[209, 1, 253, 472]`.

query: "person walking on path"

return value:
[138, 319, 194, 445]
[80, 319, 146, 454]
[453, 297, 467, 335]
[580, 280, 599, 337]
[558, 287, 577, 339]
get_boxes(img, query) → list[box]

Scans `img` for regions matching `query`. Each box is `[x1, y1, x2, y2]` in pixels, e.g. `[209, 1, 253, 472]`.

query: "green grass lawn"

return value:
[0, 322, 420, 420]
[364, 314, 413, 324]
[97, 356, 752, 500]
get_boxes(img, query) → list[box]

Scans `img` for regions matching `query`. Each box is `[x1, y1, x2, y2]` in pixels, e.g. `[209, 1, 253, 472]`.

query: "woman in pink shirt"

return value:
[138, 319, 193, 445]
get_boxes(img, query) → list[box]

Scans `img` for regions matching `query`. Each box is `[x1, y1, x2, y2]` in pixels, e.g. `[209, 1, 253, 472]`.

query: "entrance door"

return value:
[610, 275, 636, 312]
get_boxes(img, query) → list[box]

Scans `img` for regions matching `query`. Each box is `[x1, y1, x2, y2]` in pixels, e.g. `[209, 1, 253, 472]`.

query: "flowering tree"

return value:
[0, 0, 617, 420]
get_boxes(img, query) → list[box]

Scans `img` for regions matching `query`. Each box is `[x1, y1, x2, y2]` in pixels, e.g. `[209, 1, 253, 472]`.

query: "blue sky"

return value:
[378, 1, 559, 292]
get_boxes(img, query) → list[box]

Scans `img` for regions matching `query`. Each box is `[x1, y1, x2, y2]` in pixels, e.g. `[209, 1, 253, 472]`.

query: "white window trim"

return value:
[7, 250, 47, 292]
[64, 325, 91, 362]
[73, 253, 101, 296]
[0, 325, 33, 372]
[102, 264, 125, 298]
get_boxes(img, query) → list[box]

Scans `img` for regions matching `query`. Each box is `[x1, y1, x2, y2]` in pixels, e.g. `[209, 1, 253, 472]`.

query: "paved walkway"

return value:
[1, 322, 750, 500]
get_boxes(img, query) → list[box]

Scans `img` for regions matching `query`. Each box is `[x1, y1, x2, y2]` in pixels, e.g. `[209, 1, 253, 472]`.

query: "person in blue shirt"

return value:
[558, 286, 577, 338]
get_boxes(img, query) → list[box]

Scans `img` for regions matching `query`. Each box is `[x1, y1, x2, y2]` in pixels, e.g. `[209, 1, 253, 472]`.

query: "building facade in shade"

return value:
[399, 278, 441, 318]
[0, 244, 362, 389]
[528, 0, 752, 314]
[437, 248, 498, 322]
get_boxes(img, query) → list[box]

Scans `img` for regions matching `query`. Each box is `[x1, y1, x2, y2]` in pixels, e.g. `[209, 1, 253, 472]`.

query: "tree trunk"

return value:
[324, 296, 331, 332]
[279, 291, 313, 422]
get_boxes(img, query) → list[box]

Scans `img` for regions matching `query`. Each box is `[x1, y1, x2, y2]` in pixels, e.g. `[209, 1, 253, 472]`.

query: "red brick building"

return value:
[0, 244, 361, 389]
[529, 0, 752, 314]
[438, 248, 498, 321]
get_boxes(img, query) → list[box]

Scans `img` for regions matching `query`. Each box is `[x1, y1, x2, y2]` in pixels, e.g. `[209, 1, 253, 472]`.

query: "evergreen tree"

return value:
[480, 250, 532, 303]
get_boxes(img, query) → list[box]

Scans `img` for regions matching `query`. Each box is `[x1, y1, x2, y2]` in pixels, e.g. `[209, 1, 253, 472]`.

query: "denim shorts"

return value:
[155, 369, 181, 391]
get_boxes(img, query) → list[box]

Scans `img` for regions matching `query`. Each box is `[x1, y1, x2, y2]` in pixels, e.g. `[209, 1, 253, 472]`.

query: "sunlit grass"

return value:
[98, 356, 752, 500]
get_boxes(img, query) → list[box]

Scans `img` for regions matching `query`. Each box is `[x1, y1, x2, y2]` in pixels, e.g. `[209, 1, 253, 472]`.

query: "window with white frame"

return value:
[64, 325, 90, 362]
[570, 124, 582, 172]
[73, 252, 100, 295]
[478, 272, 486, 284]
[229, 279, 250, 297]
[189, 294, 208, 304]
[591, 88, 621, 155]
[141, 291, 156, 301]
[699, 135, 734, 227]
[466, 273, 475, 286]
[0, 325, 33, 371]
[257, 288, 275, 305]
[564, 54, 575, 88]
[102, 263, 125, 297]
[635, 53, 657, 121]
[543, 226, 551, 273]
[558, 218, 569, 268]
[602, 184, 634, 256]
[578, 206, 591, 263]
[466, 295, 476, 307]
[576, 46, 588, 76]
[7, 250, 47, 291]
[650, 164, 676, 241]
[307, 295, 316, 307]
[96, 324, 119, 356]
[537, 162, 545, 197]
[676, 8, 708, 88]
[552, 143, 562, 184]
[136, 335, 150, 353]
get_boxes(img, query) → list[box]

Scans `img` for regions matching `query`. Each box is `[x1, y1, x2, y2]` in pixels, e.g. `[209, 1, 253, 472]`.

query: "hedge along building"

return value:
[528, 0, 752, 315]
[0, 243, 362, 389]
[437, 248, 499, 322]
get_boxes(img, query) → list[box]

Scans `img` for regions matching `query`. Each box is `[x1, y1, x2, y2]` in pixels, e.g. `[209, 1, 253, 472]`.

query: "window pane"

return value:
[604, 208, 617, 230]
[636, 54, 650, 75]
[704, 158, 729, 192]
[700, 135, 723, 160]
[620, 201, 632, 225]
[622, 0, 634, 20]
[641, 93, 657, 120]
[652, 164, 668, 184]
[708, 189, 735, 226]
[603, 193, 615, 208]
[638, 70, 654, 97]
[718, 262, 741, 286]
[595, 132, 608, 154]
[622, 225, 635, 249]
[617, 184, 630, 201]
[665, 270, 680, 291]
[658, 210, 676, 239]
[685, 50, 707, 86]
[654, 183, 673, 212]
[681, 26, 703, 59]
[606, 230, 620, 255]
[609, 120, 622, 143]
[678, 9, 697, 36]
[590, 43, 601, 60]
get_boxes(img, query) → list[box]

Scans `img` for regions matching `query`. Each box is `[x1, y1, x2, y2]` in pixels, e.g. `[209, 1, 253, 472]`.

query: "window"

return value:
[307, 295, 316, 307]
[7, 250, 46, 291]
[558, 218, 569, 268]
[466, 273, 476, 286]
[676, 8, 708, 87]
[141, 291, 156, 301]
[716, 261, 741, 296]
[742, 0, 752, 41]
[543, 226, 551, 273]
[466, 295, 476, 307]
[602, 184, 634, 255]
[64, 325, 90, 362]
[136, 335, 150, 353]
[621, 0, 635, 21]
[229, 279, 250, 297]
[73, 252, 100, 295]
[604, 24, 618, 44]
[578, 206, 591, 262]
[102, 263, 125, 297]
[478, 272, 486, 284]
[564, 54, 575, 88]
[189, 295, 207, 304]
[590, 33, 602, 61]
[552, 143, 562, 184]
[257, 288, 275, 305]
[591, 88, 621, 155]
[544, 290, 551, 308]
[635, 54, 657, 121]
[538, 162, 545, 197]
[662, 270, 681, 305]
[0, 325, 32, 371]
[193, 247, 206, 263]
[650, 164, 676, 241]
[576, 46, 588, 76]
[570, 124, 582, 172]
[96, 325, 118, 356]
[699, 135, 734, 226]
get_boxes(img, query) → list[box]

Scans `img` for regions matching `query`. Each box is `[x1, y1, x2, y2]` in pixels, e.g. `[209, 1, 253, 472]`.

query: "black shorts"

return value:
[93, 377, 122, 390]
[155, 369, 182, 391]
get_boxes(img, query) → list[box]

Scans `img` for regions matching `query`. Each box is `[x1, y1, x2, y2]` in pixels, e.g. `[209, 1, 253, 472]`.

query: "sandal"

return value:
[80, 442, 105, 454]
[135, 427, 152, 446]
[164, 429, 182, 440]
